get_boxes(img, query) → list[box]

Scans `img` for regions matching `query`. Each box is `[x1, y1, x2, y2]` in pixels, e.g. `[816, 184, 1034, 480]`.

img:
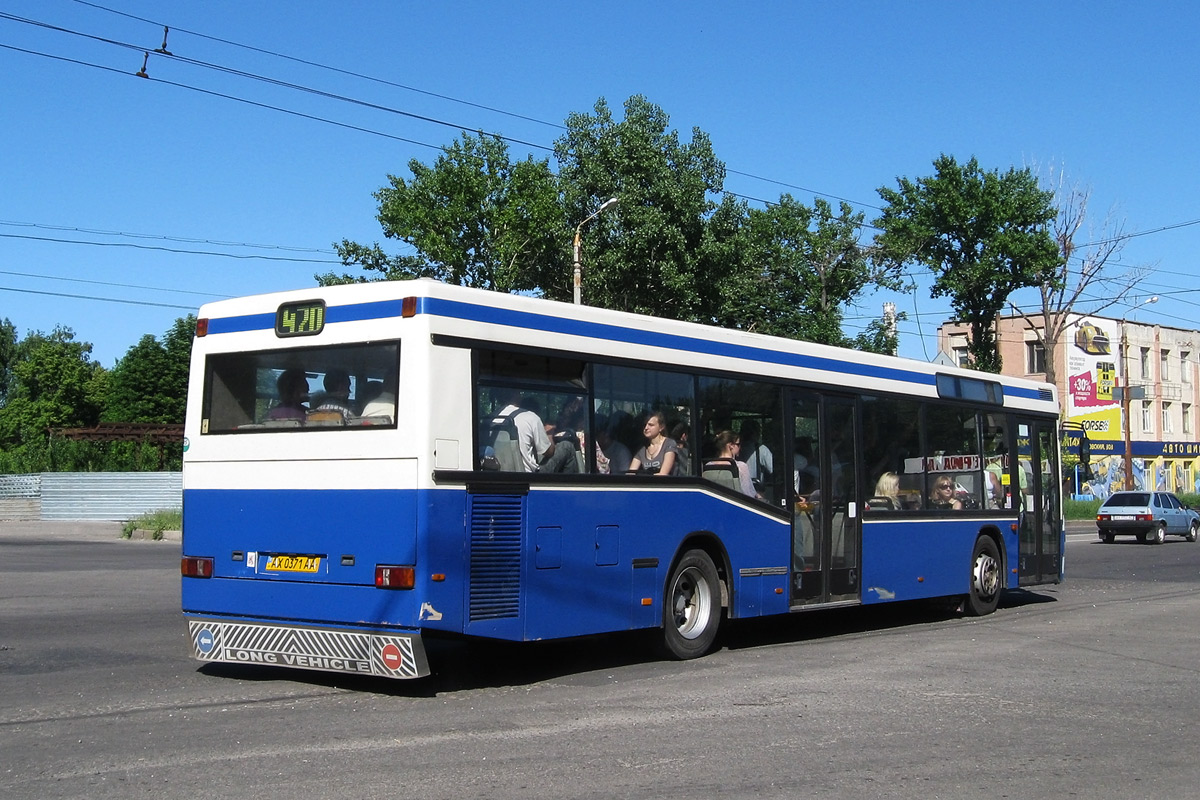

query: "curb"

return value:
[128, 528, 182, 542]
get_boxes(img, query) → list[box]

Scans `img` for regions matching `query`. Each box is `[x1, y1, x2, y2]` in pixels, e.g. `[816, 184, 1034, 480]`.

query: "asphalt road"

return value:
[2, 519, 1199, 799]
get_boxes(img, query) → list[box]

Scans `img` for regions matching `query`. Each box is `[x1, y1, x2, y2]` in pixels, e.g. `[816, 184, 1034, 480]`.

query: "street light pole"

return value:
[1120, 296, 1158, 490]
[572, 197, 618, 306]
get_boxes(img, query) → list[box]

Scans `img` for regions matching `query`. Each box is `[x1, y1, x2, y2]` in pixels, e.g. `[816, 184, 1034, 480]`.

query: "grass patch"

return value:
[122, 509, 182, 540]
[1063, 497, 1100, 520]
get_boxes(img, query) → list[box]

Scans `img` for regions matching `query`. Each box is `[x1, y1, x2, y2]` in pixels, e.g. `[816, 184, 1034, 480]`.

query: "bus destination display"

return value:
[276, 300, 325, 337]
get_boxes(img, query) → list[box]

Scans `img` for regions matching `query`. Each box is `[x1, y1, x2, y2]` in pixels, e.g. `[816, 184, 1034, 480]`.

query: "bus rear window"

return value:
[201, 342, 399, 433]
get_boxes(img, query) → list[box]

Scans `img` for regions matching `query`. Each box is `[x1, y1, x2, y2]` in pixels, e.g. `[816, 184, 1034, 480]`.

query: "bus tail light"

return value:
[181, 556, 214, 578]
[401, 297, 418, 317]
[195, 318, 209, 337]
[376, 565, 415, 589]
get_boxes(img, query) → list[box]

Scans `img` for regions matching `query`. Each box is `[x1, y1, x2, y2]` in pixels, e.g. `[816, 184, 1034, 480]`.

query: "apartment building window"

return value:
[1141, 401, 1153, 434]
[1185, 403, 1193, 435]
[952, 346, 970, 368]
[1161, 350, 1170, 382]
[1182, 351, 1192, 384]
[1140, 348, 1151, 381]
[1162, 402, 1173, 435]
[1025, 341, 1046, 374]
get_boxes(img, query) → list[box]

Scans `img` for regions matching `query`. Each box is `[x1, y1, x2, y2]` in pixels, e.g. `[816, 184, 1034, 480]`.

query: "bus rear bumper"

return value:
[186, 618, 430, 679]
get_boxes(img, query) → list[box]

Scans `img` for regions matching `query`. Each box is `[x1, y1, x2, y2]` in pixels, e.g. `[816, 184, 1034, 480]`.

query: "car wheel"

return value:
[964, 536, 1001, 617]
[1188, 521, 1199, 543]
[660, 549, 721, 660]
[1148, 523, 1166, 545]
[1099, 529, 1114, 544]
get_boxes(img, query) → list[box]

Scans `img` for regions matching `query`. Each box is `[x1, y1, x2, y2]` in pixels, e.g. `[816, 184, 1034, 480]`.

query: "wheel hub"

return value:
[972, 553, 999, 598]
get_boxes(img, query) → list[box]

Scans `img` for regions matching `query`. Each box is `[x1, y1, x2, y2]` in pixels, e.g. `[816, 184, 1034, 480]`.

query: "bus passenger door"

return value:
[1016, 419, 1063, 584]
[790, 392, 861, 607]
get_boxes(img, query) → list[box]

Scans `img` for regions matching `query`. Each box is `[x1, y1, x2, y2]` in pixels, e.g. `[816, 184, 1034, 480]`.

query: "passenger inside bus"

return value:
[307, 369, 355, 424]
[360, 369, 398, 421]
[737, 419, 773, 494]
[929, 477, 963, 510]
[869, 471, 901, 511]
[703, 430, 756, 497]
[671, 422, 692, 476]
[546, 397, 586, 473]
[629, 411, 679, 476]
[483, 389, 555, 472]
[266, 368, 309, 422]
[594, 418, 632, 474]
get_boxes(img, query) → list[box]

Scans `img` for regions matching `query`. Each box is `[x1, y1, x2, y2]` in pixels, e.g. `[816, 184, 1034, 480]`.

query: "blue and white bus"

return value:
[182, 279, 1063, 679]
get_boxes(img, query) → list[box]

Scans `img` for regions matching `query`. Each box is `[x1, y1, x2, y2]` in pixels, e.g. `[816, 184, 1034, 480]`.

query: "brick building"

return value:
[938, 313, 1200, 497]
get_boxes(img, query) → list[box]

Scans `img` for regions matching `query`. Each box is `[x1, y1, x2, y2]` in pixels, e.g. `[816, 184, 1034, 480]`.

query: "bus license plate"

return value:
[265, 555, 322, 573]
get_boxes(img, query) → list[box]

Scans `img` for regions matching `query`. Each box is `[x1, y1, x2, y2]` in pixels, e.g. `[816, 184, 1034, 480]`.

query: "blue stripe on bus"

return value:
[328, 299, 405, 323]
[201, 294, 1044, 400]
[205, 299, 406, 335]
[419, 297, 935, 387]
[207, 312, 275, 334]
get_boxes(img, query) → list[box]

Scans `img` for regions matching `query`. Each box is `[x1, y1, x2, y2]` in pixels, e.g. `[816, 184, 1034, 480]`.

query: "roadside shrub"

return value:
[122, 509, 182, 540]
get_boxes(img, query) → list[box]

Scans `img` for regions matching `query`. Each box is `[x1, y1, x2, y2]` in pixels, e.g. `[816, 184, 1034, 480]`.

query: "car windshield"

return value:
[1102, 492, 1149, 507]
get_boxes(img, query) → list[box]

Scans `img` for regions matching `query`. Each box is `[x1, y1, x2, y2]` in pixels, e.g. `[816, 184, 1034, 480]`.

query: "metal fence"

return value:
[0, 472, 182, 521]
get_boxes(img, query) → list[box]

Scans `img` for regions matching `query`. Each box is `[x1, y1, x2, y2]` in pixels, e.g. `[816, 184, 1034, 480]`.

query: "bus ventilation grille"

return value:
[1039, 388, 1053, 401]
[468, 494, 523, 621]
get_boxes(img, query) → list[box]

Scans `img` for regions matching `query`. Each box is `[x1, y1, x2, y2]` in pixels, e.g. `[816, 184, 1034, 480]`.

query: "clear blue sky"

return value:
[2, 0, 1197, 367]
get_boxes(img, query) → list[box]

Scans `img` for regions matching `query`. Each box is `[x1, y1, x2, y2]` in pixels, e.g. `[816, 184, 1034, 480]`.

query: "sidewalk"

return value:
[0, 520, 137, 542]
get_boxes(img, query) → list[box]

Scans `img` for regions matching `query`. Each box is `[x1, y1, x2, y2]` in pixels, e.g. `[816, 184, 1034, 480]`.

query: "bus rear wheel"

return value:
[964, 536, 1001, 617]
[661, 549, 721, 660]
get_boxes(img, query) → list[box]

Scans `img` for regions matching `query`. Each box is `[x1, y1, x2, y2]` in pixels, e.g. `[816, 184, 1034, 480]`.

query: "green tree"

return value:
[0, 317, 17, 405]
[103, 315, 195, 424]
[725, 195, 899, 345]
[851, 311, 907, 355]
[0, 326, 108, 452]
[554, 95, 733, 318]
[873, 155, 1060, 372]
[321, 132, 566, 291]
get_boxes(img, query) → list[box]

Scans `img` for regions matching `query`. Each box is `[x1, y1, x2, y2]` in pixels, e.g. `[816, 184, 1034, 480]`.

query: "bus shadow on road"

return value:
[722, 588, 1058, 651]
[195, 631, 664, 697]
[195, 589, 1058, 696]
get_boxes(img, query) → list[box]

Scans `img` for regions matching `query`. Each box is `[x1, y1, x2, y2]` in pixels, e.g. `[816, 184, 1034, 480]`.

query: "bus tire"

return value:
[661, 549, 721, 660]
[964, 536, 1001, 617]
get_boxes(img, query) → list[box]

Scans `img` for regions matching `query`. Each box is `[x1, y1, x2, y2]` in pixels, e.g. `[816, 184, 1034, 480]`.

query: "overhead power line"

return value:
[9, 5, 878, 210]
[68, 0, 567, 131]
[0, 269, 230, 300]
[0, 219, 335, 254]
[0, 285, 198, 311]
[0, 230, 339, 264]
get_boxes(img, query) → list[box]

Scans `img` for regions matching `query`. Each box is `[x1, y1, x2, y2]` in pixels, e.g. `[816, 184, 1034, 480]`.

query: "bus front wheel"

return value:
[964, 536, 1001, 617]
[661, 549, 721, 659]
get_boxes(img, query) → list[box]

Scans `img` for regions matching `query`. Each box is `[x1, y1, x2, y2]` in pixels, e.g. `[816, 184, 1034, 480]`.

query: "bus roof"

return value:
[195, 279, 1058, 413]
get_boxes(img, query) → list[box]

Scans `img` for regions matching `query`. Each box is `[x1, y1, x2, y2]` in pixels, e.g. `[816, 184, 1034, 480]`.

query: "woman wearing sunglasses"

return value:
[929, 477, 963, 510]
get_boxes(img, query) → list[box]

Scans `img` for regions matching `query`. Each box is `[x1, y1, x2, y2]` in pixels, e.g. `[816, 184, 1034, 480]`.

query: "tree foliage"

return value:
[321, 133, 565, 291]
[873, 155, 1061, 372]
[0, 326, 108, 452]
[0, 317, 17, 405]
[0, 318, 193, 472]
[553, 95, 733, 318]
[724, 195, 900, 346]
[103, 315, 195, 424]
